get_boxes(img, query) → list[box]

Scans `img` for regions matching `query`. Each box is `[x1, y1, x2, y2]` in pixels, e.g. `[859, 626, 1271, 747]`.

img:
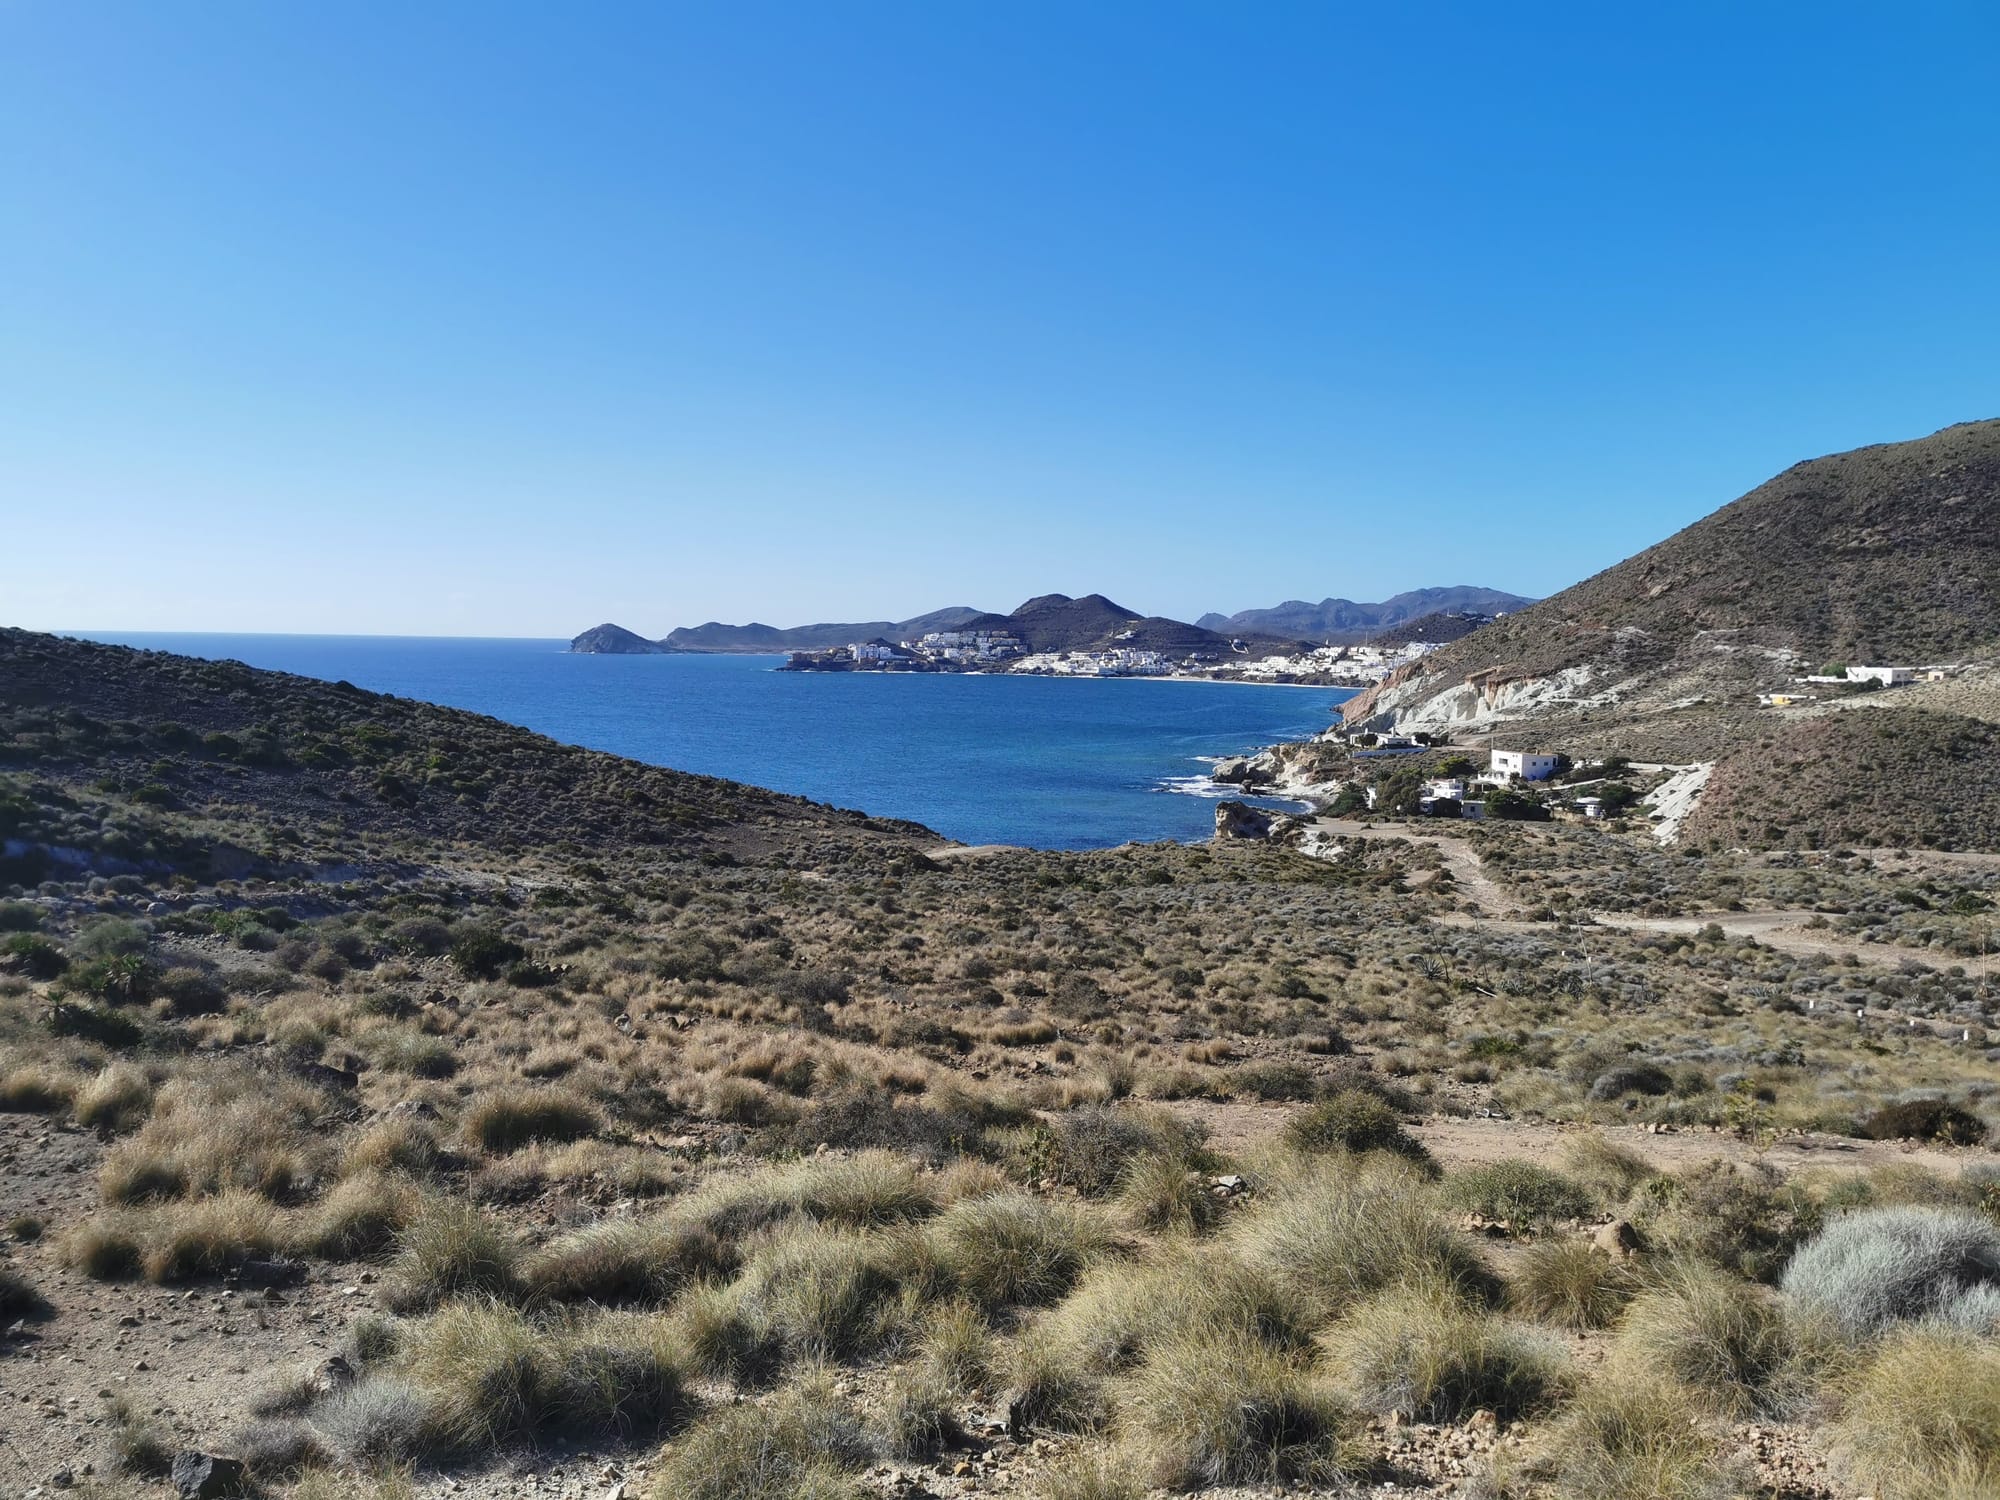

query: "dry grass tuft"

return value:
[648, 1368, 870, 1500]
[1830, 1327, 2000, 1500]
[1228, 1156, 1495, 1323]
[926, 1193, 1112, 1311]
[461, 1088, 600, 1154]
[1118, 1326, 1365, 1490]
[1326, 1278, 1571, 1422]
[1611, 1263, 1791, 1415]
[387, 1198, 521, 1311]
[1509, 1238, 1640, 1330]
[72, 1063, 153, 1133]
[1533, 1371, 1748, 1500]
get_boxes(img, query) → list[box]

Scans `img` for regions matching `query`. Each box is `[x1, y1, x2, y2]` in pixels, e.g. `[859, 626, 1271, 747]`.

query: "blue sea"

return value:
[79, 635, 1352, 850]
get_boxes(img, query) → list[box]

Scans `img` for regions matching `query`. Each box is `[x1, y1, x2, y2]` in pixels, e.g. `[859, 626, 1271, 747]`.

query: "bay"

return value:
[79, 634, 1352, 849]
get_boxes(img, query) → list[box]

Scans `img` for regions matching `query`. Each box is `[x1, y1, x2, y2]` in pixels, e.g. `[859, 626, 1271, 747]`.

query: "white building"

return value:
[1488, 750, 1559, 782]
[1422, 777, 1468, 805]
[1846, 665, 1915, 687]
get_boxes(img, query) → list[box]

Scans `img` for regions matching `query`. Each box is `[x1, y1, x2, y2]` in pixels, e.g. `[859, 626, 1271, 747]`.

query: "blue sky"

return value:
[6, 2, 1999, 636]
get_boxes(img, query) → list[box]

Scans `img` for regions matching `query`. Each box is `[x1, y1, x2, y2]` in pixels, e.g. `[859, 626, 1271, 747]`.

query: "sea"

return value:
[78, 635, 1354, 851]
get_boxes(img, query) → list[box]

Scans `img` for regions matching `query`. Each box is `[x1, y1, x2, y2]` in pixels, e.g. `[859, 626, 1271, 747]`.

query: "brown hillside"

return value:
[1400, 417, 2000, 694]
[1689, 707, 2000, 852]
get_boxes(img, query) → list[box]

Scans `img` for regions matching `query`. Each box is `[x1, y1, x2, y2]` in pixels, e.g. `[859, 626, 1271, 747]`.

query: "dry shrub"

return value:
[1558, 1130, 1659, 1206]
[461, 1088, 599, 1154]
[296, 1171, 419, 1261]
[64, 1192, 283, 1283]
[1439, 1159, 1594, 1234]
[875, 1359, 963, 1457]
[1326, 1278, 1571, 1422]
[1831, 1328, 2000, 1500]
[100, 1067, 327, 1205]
[1115, 1153, 1220, 1235]
[401, 1299, 688, 1450]
[1119, 1326, 1365, 1490]
[0, 1062, 75, 1114]
[1611, 1263, 1791, 1415]
[1781, 1205, 2000, 1339]
[345, 1115, 446, 1178]
[310, 1374, 431, 1468]
[1228, 1156, 1496, 1324]
[1033, 1449, 1144, 1500]
[648, 1369, 870, 1500]
[387, 1197, 521, 1311]
[1533, 1371, 1748, 1500]
[1629, 1159, 1817, 1282]
[1283, 1090, 1434, 1171]
[73, 1063, 153, 1133]
[734, 1222, 926, 1362]
[926, 1193, 1112, 1311]
[1509, 1238, 1639, 1330]
[522, 1214, 732, 1306]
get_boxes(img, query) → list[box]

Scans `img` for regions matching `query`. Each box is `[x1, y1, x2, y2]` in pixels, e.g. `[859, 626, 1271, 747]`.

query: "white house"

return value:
[1422, 777, 1468, 805]
[1488, 750, 1559, 782]
[1846, 665, 1915, 687]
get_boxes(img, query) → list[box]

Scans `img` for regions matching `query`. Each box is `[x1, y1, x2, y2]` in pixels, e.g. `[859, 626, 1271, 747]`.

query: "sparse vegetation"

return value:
[4, 626, 2000, 1498]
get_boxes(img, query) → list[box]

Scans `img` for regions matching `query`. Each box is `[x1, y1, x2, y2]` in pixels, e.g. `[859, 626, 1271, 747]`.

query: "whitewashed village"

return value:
[784, 629, 1451, 686]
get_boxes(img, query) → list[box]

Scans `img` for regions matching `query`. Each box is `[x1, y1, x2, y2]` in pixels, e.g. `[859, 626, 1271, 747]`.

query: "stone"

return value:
[170, 1453, 249, 1500]
[1213, 800, 1277, 840]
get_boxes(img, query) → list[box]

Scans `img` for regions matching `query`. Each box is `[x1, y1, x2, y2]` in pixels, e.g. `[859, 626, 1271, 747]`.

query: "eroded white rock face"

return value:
[1364, 664, 1620, 734]
[1642, 762, 1714, 844]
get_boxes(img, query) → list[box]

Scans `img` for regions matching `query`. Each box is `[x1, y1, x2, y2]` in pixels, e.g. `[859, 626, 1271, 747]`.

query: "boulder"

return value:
[1214, 801, 1275, 840]
[170, 1454, 248, 1500]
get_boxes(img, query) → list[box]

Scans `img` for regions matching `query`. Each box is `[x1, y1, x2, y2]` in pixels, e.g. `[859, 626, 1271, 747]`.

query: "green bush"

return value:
[1439, 1160, 1594, 1233]
[1282, 1090, 1433, 1170]
[448, 925, 525, 979]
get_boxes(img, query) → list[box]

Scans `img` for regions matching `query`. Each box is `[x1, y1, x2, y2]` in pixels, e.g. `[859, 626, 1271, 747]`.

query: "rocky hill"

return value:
[575, 596, 1305, 658]
[568, 622, 670, 654]
[1198, 586, 1535, 643]
[1347, 419, 2000, 745]
[999, 592, 1303, 655]
[1366, 611, 1499, 649]
[0, 629, 928, 882]
[572, 608, 990, 654]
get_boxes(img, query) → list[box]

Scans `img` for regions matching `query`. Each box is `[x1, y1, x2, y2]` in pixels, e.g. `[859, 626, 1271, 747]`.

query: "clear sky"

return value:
[6, 3, 2000, 637]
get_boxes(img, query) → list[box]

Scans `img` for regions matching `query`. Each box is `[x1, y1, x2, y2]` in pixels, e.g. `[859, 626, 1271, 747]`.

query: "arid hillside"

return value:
[1349, 419, 2000, 739]
[3, 632, 1999, 1500]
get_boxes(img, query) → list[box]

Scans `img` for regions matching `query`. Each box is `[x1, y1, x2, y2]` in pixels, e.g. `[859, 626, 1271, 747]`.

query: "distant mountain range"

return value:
[1195, 586, 1537, 643]
[573, 583, 1529, 657]
[575, 595, 1316, 659]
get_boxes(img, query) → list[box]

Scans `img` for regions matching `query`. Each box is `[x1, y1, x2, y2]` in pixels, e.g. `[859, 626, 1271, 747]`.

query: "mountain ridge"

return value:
[1197, 586, 1536, 642]
[573, 584, 1520, 656]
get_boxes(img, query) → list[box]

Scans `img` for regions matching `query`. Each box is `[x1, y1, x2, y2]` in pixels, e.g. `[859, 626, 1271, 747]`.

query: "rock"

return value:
[1213, 800, 1276, 840]
[170, 1453, 248, 1500]
[1593, 1220, 1645, 1260]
